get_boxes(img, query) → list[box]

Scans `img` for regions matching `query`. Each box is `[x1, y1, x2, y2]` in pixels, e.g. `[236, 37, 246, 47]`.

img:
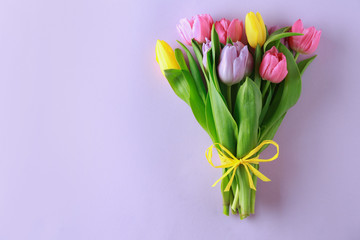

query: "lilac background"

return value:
[0, 0, 359, 239]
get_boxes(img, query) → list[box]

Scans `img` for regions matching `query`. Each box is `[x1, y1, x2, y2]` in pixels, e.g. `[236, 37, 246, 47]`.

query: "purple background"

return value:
[0, 0, 360, 239]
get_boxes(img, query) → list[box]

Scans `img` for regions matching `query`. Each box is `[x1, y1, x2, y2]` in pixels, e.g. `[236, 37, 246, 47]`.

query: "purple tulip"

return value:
[218, 42, 253, 86]
[202, 38, 212, 69]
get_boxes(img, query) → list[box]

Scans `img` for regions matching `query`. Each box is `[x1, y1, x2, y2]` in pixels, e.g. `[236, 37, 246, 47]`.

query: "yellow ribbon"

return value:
[205, 140, 279, 191]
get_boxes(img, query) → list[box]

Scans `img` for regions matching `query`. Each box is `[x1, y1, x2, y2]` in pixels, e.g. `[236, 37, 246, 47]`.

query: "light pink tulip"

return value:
[177, 14, 214, 45]
[259, 46, 288, 83]
[289, 19, 321, 54]
[215, 18, 243, 44]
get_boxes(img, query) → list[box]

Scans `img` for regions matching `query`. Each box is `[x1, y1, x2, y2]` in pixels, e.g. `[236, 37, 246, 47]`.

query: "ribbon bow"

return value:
[205, 140, 279, 191]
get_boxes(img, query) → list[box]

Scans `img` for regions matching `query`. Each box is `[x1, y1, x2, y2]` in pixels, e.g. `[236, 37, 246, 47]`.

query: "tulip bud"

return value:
[245, 12, 266, 48]
[215, 18, 243, 45]
[268, 25, 288, 47]
[202, 38, 212, 69]
[259, 46, 288, 83]
[218, 42, 253, 86]
[177, 14, 214, 45]
[155, 40, 180, 75]
[289, 19, 321, 54]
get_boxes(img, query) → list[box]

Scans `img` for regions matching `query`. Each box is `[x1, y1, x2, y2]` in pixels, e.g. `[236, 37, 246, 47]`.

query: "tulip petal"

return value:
[155, 40, 180, 75]
[193, 14, 212, 43]
[233, 41, 245, 55]
[256, 12, 266, 45]
[227, 19, 243, 43]
[291, 19, 304, 33]
[218, 46, 237, 85]
[177, 18, 193, 45]
[215, 20, 227, 44]
[289, 19, 321, 54]
[233, 49, 247, 82]
[245, 12, 258, 48]
[271, 57, 288, 83]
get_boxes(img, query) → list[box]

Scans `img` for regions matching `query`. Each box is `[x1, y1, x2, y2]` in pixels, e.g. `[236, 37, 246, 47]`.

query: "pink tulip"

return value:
[259, 46, 288, 83]
[289, 19, 321, 54]
[177, 14, 214, 45]
[268, 25, 289, 47]
[215, 18, 243, 45]
[267, 25, 279, 36]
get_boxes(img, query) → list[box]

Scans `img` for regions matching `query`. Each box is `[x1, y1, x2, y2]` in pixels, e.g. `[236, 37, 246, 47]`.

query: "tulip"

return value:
[202, 38, 212, 69]
[215, 18, 243, 45]
[289, 19, 321, 54]
[259, 46, 288, 83]
[155, 40, 180, 75]
[268, 25, 288, 47]
[267, 25, 279, 36]
[177, 14, 214, 45]
[245, 12, 266, 48]
[218, 42, 253, 86]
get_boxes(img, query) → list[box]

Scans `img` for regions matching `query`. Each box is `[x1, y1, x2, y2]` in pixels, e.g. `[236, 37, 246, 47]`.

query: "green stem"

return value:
[226, 85, 232, 112]
[230, 172, 240, 212]
[221, 168, 230, 216]
[250, 164, 259, 214]
[294, 52, 300, 61]
[228, 187, 234, 214]
[254, 44, 262, 88]
[231, 185, 239, 211]
[261, 81, 270, 98]
[238, 167, 250, 219]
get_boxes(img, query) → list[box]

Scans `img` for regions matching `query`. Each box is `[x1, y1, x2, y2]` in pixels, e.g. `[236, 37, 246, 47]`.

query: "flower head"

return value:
[177, 14, 214, 45]
[259, 46, 288, 83]
[215, 18, 243, 44]
[245, 12, 266, 48]
[155, 40, 180, 75]
[218, 42, 253, 86]
[289, 19, 321, 54]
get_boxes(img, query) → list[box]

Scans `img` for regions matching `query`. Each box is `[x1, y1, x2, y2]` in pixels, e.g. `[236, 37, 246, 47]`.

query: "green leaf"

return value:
[260, 43, 302, 139]
[208, 80, 238, 153]
[268, 27, 290, 38]
[264, 32, 303, 51]
[174, 48, 189, 71]
[211, 25, 221, 92]
[177, 41, 206, 102]
[259, 86, 273, 125]
[205, 94, 218, 142]
[206, 50, 214, 83]
[298, 55, 317, 76]
[211, 24, 220, 62]
[181, 70, 207, 132]
[191, 39, 208, 82]
[234, 78, 262, 157]
[164, 69, 190, 105]
[226, 37, 233, 45]
[258, 113, 286, 154]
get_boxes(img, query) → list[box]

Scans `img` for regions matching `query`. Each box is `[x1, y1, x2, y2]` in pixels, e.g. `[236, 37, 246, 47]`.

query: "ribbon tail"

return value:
[243, 164, 256, 190]
[224, 166, 238, 192]
[247, 163, 271, 182]
[211, 166, 236, 188]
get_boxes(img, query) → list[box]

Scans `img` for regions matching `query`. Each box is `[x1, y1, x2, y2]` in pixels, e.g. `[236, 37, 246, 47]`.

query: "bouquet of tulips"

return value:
[155, 12, 321, 219]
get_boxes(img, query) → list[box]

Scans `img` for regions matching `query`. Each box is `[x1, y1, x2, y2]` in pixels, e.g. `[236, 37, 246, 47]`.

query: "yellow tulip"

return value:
[245, 12, 266, 48]
[155, 40, 180, 75]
